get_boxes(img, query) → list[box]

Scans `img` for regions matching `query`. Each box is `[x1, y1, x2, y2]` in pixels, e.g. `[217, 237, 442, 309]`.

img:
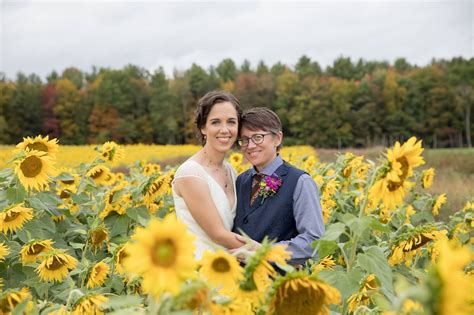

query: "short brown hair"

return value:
[195, 91, 242, 145]
[240, 107, 283, 151]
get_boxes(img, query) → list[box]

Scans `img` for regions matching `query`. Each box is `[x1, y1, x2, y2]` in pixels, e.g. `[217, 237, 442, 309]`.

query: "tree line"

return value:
[0, 56, 472, 148]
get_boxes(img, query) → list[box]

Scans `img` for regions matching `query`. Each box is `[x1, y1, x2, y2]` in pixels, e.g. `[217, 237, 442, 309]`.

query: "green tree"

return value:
[5, 73, 43, 143]
[295, 55, 322, 78]
[216, 58, 237, 82]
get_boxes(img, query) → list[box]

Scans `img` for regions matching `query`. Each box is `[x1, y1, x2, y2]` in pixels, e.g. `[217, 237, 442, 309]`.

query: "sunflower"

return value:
[19, 239, 54, 264]
[321, 199, 336, 224]
[312, 255, 336, 273]
[86, 165, 115, 186]
[199, 250, 243, 289]
[86, 261, 110, 288]
[143, 163, 161, 176]
[266, 270, 341, 315]
[143, 174, 172, 205]
[370, 137, 424, 209]
[0, 204, 34, 234]
[342, 153, 363, 178]
[388, 225, 448, 266]
[356, 163, 369, 180]
[347, 274, 379, 313]
[0, 288, 33, 314]
[15, 149, 55, 191]
[240, 242, 291, 292]
[385, 137, 425, 182]
[209, 293, 253, 315]
[0, 242, 10, 261]
[51, 214, 66, 222]
[89, 226, 109, 253]
[369, 177, 415, 210]
[114, 243, 130, 274]
[99, 182, 130, 219]
[428, 239, 474, 315]
[123, 215, 196, 298]
[115, 172, 125, 181]
[422, 168, 435, 189]
[432, 194, 447, 217]
[399, 299, 424, 314]
[219, 286, 264, 314]
[56, 168, 80, 193]
[302, 155, 318, 173]
[229, 152, 243, 167]
[16, 135, 59, 157]
[72, 294, 108, 315]
[99, 141, 124, 164]
[169, 280, 212, 314]
[36, 250, 78, 282]
[321, 178, 339, 199]
[404, 205, 416, 224]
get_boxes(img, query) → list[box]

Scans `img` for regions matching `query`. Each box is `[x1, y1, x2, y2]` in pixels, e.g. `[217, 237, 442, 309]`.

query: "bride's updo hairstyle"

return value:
[195, 91, 242, 145]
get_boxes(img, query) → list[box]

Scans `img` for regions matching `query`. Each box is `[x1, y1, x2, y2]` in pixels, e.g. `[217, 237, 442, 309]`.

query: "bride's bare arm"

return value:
[175, 177, 245, 249]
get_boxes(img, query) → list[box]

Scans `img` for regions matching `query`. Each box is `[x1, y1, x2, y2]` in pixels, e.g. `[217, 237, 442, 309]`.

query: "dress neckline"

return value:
[186, 160, 236, 210]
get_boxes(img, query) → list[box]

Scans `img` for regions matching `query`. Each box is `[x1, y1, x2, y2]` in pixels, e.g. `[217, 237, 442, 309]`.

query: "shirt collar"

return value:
[251, 155, 283, 176]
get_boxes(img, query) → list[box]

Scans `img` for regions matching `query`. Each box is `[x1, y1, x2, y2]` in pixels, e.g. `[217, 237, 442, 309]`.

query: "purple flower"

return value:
[258, 174, 283, 204]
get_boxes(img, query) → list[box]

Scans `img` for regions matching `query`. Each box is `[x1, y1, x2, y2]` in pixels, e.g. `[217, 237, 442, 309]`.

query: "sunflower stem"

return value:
[347, 165, 379, 273]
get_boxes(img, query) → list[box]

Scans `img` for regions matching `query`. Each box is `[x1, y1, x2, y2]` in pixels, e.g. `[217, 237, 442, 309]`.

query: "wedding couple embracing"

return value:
[172, 91, 324, 266]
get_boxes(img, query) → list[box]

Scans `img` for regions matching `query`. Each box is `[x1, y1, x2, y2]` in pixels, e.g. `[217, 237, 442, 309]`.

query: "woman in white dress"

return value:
[172, 91, 245, 259]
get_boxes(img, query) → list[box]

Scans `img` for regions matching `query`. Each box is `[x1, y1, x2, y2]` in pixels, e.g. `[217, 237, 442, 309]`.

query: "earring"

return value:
[203, 135, 207, 140]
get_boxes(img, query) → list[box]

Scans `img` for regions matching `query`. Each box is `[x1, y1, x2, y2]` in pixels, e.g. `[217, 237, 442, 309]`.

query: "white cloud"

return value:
[1, 0, 472, 79]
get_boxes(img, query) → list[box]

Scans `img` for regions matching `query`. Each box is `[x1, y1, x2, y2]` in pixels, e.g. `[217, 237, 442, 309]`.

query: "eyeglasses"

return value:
[237, 133, 272, 147]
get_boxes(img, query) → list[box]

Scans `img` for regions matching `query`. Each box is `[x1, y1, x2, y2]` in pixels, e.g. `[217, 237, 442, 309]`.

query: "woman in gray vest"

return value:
[232, 107, 325, 265]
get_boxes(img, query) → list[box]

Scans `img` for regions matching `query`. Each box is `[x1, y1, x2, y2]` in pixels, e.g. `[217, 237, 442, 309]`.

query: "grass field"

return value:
[316, 147, 474, 219]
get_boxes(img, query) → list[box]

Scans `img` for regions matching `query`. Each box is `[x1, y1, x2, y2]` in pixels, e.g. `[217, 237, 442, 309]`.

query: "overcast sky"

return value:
[1, 0, 472, 79]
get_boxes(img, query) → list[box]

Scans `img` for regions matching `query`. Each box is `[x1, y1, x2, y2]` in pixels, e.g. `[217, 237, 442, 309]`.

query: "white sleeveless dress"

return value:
[172, 160, 237, 259]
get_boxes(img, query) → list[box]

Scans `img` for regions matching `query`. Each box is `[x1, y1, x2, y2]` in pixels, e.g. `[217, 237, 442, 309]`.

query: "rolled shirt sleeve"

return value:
[276, 173, 325, 265]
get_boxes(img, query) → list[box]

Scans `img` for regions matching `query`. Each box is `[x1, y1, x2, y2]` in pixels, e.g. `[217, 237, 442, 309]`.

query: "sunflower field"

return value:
[0, 136, 472, 315]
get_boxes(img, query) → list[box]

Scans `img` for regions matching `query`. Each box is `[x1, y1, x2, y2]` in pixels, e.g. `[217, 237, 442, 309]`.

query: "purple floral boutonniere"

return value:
[258, 174, 283, 204]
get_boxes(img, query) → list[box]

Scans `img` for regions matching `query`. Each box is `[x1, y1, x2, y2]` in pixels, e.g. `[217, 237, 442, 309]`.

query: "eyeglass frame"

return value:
[237, 132, 273, 147]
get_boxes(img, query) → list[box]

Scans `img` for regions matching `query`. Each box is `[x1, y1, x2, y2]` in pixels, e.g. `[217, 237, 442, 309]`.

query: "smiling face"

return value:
[201, 101, 239, 153]
[240, 127, 282, 171]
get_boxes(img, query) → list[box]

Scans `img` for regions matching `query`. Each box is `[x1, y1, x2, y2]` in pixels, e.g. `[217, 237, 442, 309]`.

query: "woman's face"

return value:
[240, 126, 282, 171]
[201, 101, 239, 153]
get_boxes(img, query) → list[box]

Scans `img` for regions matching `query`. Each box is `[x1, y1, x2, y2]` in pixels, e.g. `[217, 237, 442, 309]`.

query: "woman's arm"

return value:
[175, 177, 245, 249]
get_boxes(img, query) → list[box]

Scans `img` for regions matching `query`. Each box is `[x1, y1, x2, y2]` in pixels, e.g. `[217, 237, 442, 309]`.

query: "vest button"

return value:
[244, 218, 249, 224]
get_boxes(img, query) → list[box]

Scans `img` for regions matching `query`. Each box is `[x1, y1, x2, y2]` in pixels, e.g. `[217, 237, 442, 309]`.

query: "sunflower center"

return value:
[387, 180, 403, 192]
[118, 248, 129, 263]
[27, 243, 46, 255]
[60, 179, 75, 185]
[4, 210, 20, 222]
[90, 169, 104, 179]
[149, 179, 165, 195]
[152, 239, 176, 267]
[27, 142, 49, 152]
[91, 230, 107, 246]
[59, 190, 71, 199]
[20, 156, 43, 178]
[404, 234, 432, 252]
[47, 256, 66, 270]
[212, 257, 231, 273]
[397, 157, 409, 181]
[0, 297, 17, 312]
[275, 280, 324, 314]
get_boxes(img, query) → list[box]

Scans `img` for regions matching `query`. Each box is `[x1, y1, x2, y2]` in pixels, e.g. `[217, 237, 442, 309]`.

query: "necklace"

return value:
[202, 150, 230, 190]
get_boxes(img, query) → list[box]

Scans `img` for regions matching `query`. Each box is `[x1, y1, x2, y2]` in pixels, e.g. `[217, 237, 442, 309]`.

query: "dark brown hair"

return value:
[195, 90, 242, 145]
[240, 107, 283, 151]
